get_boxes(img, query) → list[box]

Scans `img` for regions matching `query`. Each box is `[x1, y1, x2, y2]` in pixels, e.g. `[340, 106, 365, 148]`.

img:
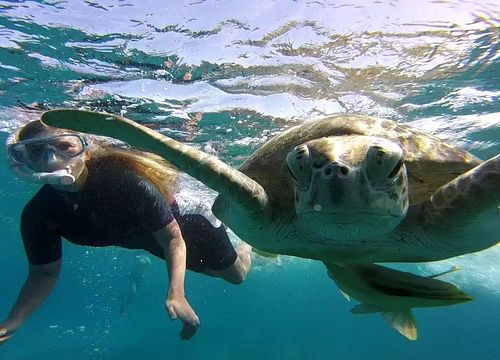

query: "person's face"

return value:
[16, 130, 87, 174]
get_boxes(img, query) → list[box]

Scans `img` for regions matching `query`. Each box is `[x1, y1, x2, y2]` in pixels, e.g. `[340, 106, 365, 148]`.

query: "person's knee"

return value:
[222, 260, 248, 285]
[225, 268, 247, 285]
[226, 273, 245, 285]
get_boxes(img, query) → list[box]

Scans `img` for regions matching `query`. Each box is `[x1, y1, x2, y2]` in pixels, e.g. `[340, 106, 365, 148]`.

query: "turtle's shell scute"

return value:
[238, 115, 480, 210]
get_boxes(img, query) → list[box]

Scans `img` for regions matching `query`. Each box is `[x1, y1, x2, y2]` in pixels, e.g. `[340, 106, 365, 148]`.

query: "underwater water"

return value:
[0, 0, 499, 358]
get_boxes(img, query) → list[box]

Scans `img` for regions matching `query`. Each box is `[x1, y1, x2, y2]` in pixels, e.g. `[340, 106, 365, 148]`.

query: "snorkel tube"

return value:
[6, 131, 77, 185]
[9, 165, 76, 185]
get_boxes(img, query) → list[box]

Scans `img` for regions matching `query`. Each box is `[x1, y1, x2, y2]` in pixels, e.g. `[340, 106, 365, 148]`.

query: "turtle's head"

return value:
[286, 135, 409, 239]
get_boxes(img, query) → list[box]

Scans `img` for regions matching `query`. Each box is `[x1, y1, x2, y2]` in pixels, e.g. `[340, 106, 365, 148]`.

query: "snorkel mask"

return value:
[6, 130, 88, 185]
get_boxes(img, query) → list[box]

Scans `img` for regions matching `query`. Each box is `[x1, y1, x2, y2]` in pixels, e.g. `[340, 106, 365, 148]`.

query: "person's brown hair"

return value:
[17, 119, 64, 140]
[86, 147, 178, 202]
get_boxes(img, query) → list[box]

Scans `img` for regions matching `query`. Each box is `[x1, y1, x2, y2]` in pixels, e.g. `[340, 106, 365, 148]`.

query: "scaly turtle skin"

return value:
[41, 110, 499, 338]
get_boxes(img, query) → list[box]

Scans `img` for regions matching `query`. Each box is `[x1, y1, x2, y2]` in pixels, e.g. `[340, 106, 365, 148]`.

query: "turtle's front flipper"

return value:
[41, 109, 270, 219]
[421, 154, 500, 255]
[324, 262, 472, 340]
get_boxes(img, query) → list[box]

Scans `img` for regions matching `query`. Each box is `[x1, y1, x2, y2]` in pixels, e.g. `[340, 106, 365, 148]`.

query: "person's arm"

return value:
[153, 221, 200, 340]
[0, 259, 61, 344]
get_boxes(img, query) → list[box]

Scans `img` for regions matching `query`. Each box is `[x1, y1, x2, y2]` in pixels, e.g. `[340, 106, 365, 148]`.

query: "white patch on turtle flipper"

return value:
[382, 309, 418, 341]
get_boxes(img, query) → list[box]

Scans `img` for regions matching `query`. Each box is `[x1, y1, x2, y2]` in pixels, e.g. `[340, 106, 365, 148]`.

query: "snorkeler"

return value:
[0, 120, 252, 344]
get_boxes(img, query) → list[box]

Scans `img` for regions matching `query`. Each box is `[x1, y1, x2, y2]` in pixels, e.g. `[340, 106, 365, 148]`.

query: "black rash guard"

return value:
[20, 161, 237, 273]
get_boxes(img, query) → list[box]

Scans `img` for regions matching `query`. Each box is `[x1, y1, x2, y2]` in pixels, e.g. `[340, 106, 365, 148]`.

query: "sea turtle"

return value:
[41, 110, 499, 338]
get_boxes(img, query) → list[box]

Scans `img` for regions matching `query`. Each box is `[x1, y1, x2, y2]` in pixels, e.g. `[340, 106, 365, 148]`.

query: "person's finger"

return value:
[193, 315, 200, 327]
[180, 321, 198, 340]
[166, 305, 177, 320]
[0, 334, 12, 344]
[180, 322, 189, 340]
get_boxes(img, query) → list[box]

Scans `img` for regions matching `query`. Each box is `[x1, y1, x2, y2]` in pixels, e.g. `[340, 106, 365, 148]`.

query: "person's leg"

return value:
[178, 213, 252, 284]
[216, 241, 252, 284]
[199, 241, 252, 284]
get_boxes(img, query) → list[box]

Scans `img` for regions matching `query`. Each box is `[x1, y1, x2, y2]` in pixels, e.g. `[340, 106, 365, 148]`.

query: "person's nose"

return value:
[44, 149, 63, 167]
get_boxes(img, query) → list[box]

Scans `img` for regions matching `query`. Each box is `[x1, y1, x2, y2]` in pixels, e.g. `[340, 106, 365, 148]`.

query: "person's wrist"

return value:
[167, 291, 185, 301]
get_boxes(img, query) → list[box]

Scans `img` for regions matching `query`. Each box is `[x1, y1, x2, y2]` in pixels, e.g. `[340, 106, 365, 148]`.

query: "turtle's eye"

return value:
[388, 159, 404, 179]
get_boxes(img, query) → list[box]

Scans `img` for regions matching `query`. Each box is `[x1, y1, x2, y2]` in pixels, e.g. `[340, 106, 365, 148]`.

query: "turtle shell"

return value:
[238, 115, 481, 213]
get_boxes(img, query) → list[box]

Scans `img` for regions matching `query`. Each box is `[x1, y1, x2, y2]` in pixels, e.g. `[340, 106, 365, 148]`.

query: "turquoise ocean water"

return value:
[0, 1, 499, 359]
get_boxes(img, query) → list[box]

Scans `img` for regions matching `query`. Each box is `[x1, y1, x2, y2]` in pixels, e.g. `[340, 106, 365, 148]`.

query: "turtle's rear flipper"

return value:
[382, 309, 418, 340]
[325, 262, 473, 306]
[422, 153, 500, 253]
[325, 262, 472, 340]
[350, 304, 418, 340]
[427, 265, 460, 279]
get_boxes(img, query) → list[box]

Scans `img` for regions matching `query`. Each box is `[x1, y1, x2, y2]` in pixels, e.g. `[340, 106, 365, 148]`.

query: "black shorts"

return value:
[175, 212, 238, 273]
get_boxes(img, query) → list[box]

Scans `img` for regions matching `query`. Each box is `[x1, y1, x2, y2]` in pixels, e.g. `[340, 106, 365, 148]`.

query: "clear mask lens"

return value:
[8, 134, 86, 165]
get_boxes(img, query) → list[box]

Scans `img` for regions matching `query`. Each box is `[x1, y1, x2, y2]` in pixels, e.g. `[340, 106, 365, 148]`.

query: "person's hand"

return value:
[165, 296, 200, 340]
[0, 323, 17, 345]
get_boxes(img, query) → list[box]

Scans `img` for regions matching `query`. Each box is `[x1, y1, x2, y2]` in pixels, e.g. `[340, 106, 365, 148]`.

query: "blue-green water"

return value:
[1, 1, 499, 359]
